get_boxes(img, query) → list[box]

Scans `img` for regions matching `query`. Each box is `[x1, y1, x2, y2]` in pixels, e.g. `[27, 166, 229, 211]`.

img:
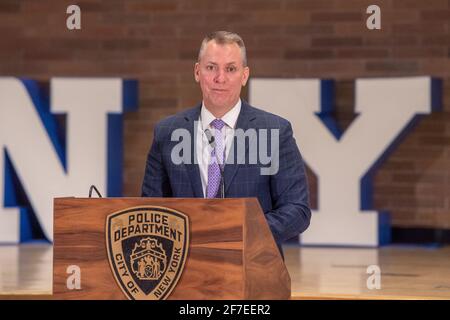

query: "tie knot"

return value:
[210, 119, 225, 130]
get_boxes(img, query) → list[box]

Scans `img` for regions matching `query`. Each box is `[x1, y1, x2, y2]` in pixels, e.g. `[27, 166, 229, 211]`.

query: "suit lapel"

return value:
[224, 101, 256, 194]
[181, 105, 204, 198]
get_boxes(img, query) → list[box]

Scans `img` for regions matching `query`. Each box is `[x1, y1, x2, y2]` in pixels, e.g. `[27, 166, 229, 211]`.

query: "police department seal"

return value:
[106, 206, 189, 300]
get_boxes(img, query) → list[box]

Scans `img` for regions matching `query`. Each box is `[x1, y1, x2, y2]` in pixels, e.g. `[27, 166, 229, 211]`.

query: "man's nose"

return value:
[214, 69, 226, 83]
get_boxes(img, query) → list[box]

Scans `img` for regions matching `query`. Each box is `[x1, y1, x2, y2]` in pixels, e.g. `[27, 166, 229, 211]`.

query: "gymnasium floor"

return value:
[1, 243, 449, 299]
[285, 245, 450, 300]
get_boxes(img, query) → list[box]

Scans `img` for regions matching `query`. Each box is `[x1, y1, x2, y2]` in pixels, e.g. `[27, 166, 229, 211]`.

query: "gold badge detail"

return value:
[106, 206, 189, 300]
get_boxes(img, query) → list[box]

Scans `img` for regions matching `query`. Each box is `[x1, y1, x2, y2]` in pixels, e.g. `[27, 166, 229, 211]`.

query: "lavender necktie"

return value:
[207, 119, 225, 198]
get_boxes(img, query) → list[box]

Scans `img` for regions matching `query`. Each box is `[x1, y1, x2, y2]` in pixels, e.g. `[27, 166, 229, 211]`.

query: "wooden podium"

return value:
[53, 197, 291, 300]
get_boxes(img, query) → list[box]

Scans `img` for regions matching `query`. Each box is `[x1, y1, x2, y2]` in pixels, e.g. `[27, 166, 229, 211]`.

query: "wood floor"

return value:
[0, 243, 52, 296]
[1, 243, 449, 299]
[285, 244, 450, 300]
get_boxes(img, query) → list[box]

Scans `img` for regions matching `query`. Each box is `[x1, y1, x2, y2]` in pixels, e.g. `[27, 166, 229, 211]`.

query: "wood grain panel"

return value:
[244, 200, 291, 299]
[53, 197, 289, 300]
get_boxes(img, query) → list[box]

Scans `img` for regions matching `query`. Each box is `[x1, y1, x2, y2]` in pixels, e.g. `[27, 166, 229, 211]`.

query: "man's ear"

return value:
[194, 63, 200, 82]
[242, 66, 250, 87]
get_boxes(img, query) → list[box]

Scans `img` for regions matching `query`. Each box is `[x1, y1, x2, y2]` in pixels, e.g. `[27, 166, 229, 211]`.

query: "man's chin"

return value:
[206, 99, 235, 110]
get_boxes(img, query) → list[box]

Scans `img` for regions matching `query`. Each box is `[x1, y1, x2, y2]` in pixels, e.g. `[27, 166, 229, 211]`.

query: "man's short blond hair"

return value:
[197, 31, 247, 67]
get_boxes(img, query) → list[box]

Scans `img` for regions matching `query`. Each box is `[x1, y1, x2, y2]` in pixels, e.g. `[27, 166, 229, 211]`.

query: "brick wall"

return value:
[1, 0, 449, 229]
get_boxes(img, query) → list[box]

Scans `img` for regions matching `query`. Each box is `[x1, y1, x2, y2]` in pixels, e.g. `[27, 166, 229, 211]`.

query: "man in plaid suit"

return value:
[142, 31, 311, 255]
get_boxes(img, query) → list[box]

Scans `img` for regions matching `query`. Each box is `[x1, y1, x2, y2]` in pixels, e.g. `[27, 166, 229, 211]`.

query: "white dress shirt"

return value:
[196, 99, 241, 198]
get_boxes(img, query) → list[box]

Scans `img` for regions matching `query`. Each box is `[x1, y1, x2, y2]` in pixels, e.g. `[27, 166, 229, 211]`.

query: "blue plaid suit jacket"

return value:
[141, 100, 311, 253]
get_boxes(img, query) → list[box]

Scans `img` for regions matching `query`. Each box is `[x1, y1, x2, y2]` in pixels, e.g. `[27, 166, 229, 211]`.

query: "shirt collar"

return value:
[200, 99, 241, 131]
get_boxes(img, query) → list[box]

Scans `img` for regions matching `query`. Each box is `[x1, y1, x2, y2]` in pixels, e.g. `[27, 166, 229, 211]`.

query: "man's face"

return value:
[194, 40, 250, 111]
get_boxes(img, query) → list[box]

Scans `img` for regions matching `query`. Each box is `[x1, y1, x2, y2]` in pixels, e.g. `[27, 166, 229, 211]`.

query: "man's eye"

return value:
[227, 66, 237, 72]
[206, 65, 214, 71]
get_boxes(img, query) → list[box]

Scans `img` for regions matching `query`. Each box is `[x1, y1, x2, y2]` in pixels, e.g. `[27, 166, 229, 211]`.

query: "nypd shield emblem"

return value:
[106, 206, 189, 300]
